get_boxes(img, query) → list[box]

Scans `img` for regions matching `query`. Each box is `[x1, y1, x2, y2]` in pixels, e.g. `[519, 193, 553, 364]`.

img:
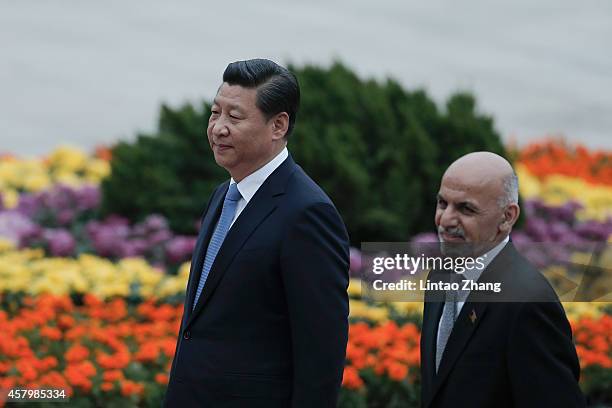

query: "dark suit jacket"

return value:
[164, 155, 350, 408]
[420, 242, 586, 408]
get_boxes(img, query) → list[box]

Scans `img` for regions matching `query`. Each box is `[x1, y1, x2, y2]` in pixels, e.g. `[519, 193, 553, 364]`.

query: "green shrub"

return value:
[101, 62, 506, 243]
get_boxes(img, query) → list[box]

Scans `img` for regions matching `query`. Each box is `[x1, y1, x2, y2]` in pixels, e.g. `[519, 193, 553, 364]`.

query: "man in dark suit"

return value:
[164, 59, 350, 407]
[420, 152, 585, 407]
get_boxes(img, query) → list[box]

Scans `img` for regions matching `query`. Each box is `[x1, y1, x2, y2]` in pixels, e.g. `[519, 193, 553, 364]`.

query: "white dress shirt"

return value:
[456, 235, 509, 314]
[228, 147, 288, 228]
[436, 236, 510, 344]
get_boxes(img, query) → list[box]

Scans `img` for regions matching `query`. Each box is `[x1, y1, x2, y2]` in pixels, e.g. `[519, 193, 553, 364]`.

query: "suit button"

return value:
[183, 330, 191, 340]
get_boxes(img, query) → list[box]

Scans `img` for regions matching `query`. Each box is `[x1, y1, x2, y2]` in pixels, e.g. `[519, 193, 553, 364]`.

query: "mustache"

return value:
[438, 225, 465, 239]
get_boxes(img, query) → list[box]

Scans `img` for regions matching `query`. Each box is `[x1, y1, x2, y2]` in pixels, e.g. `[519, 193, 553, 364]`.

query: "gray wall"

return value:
[2, 0, 611, 155]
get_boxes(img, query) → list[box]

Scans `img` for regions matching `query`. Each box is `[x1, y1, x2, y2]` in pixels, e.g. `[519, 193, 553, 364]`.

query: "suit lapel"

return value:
[423, 299, 444, 369]
[421, 285, 444, 407]
[427, 301, 489, 405]
[425, 243, 516, 407]
[186, 156, 297, 328]
[184, 184, 227, 321]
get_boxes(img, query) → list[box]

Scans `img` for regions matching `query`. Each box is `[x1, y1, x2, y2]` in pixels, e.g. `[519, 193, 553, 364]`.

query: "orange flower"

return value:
[64, 325, 88, 341]
[64, 361, 96, 392]
[96, 350, 130, 370]
[83, 294, 103, 308]
[40, 326, 62, 341]
[155, 373, 169, 385]
[346, 343, 368, 369]
[387, 362, 408, 381]
[135, 343, 160, 363]
[65, 344, 89, 363]
[516, 139, 612, 185]
[38, 371, 70, 391]
[342, 365, 364, 390]
[0, 361, 11, 374]
[58, 315, 75, 330]
[34, 356, 59, 372]
[16, 360, 38, 382]
[103, 370, 124, 382]
[0, 376, 16, 389]
[95, 145, 113, 161]
[101, 382, 115, 392]
[120, 380, 145, 397]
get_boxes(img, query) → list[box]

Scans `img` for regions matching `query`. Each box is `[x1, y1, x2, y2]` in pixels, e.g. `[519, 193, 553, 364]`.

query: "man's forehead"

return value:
[212, 95, 242, 110]
[442, 173, 488, 189]
[213, 83, 257, 108]
[438, 184, 479, 202]
[439, 174, 500, 204]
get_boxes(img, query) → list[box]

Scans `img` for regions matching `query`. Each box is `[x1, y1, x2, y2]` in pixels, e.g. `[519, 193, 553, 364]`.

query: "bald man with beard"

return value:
[420, 152, 585, 408]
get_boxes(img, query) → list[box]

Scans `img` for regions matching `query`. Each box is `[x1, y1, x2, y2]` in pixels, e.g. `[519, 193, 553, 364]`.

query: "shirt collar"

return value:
[230, 147, 288, 204]
[463, 235, 510, 282]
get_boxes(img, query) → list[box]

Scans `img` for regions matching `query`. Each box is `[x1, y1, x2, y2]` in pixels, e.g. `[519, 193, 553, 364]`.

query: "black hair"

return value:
[223, 59, 300, 138]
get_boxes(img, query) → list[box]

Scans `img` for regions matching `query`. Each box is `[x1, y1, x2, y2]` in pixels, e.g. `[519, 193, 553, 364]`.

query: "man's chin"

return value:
[213, 155, 233, 170]
[439, 238, 475, 258]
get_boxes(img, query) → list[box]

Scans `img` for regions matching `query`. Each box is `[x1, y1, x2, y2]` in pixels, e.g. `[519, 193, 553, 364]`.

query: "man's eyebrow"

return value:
[228, 104, 244, 112]
[211, 99, 243, 111]
[457, 201, 480, 211]
[437, 194, 480, 209]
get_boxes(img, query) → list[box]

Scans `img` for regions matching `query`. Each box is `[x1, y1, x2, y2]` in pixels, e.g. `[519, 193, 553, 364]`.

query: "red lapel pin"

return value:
[469, 308, 477, 324]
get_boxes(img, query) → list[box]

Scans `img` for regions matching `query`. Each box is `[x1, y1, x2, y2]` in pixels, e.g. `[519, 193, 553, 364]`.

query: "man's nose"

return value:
[210, 117, 229, 138]
[439, 207, 458, 228]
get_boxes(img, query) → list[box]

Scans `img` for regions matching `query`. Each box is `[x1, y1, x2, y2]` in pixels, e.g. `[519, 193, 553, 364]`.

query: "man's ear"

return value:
[271, 112, 289, 140]
[499, 203, 520, 233]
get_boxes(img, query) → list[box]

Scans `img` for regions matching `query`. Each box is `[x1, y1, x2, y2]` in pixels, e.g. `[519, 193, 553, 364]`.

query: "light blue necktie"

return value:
[193, 183, 242, 309]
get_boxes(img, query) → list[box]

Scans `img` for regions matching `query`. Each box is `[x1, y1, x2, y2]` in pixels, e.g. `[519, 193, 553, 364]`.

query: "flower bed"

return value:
[0, 140, 610, 406]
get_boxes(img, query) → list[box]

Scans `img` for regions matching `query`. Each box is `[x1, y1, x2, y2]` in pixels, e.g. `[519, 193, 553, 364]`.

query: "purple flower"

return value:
[15, 185, 101, 226]
[75, 185, 101, 211]
[120, 238, 148, 257]
[349, 247, 362, 274]
[43, 228, 76, 256]
[524, 218, 549, 241]
[0, 211, 39, 245]
[142, 214, 168, 232]
[86, 217, 130, 257]
[548, 221, 571, 241]
[57, 209, 76, 225]
[165, 236, 197, 263]
[147, 229, 173, 246]
[16, 194, 41, 218]
[510, 231, 531, 249]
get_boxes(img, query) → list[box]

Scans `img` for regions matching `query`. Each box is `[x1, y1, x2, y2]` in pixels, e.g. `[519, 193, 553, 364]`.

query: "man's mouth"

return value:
[214, 143, 233, 151]
[439, 232, 465, 242]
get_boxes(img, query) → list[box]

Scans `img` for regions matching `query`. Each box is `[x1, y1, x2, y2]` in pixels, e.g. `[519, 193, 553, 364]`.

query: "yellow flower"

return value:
[518, 167, 612, 222]
[178, 262, 191, 277]
[47, 146, 88, 173]
[0, 249, 192, 299]
[84, 159, 111, 182]
[562, 302, 611, 320]
[349, 299, 389, 322]
[53, 171, 82, 188]
[1, 189, 19, 208]
[347, 279, 363, 298]
[22, 173, 51, 192]
[516, 164, 541, 199]
[0, 238, 15, 252]
[392, 302, 423, 316]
